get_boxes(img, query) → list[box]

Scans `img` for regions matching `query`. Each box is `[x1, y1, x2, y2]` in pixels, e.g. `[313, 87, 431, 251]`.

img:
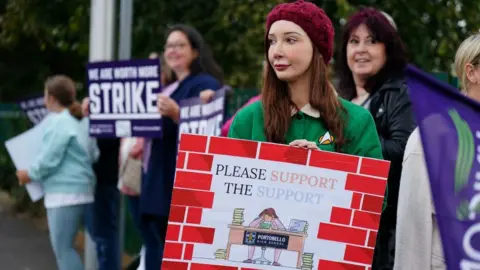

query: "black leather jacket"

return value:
[368, 77, 416, 211]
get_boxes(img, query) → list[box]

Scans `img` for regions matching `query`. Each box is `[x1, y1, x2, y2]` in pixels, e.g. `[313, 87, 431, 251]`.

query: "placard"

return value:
[4, 116, 52, 201]
[19, 95, 48, 125]
[179, 87, 227, 137]
[162, 134, 390, 270]
[87, 59, 162, 138]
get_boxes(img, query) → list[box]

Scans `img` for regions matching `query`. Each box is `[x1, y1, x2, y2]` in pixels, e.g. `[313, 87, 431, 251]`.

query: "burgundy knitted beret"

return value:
[266, 0, 334, 64]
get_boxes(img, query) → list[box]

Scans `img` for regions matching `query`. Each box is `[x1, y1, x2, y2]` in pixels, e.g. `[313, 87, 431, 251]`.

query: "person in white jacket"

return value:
[395, 32, 480, 270]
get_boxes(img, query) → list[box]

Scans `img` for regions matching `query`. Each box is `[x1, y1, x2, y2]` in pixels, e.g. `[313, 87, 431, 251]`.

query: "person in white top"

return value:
[395, 32, 480, 270]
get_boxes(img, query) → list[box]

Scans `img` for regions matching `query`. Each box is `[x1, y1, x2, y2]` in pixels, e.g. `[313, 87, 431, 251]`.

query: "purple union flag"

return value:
[406, 64, 480, 269]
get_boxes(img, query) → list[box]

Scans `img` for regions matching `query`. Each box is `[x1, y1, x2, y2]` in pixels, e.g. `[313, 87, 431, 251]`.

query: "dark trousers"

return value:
[86, 183, 121, 270]
[128, 196, 168, 270]
[372, 207, 396, 270]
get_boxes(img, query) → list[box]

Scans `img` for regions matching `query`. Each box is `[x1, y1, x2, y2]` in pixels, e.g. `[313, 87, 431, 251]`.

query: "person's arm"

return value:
[394, 147, 433, 270]
[191, 77, 221, 98]
[28, 120, 73, 182]
[380, 90, 416, 163]
[129, 138, 144, 159]
[162, 77, 221, 123]
[249, 217, 262, 227]
[80, 117, 100, 163]
[273, 219, 286, 230]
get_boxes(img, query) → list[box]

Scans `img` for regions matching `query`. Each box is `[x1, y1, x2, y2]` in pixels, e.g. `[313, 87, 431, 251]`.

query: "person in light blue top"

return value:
[16, 75, 98, 270]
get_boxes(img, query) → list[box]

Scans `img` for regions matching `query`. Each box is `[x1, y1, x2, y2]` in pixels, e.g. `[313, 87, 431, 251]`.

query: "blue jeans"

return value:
[86, 184, 121, 270]
[128, 196, 168, 270]
[47, 204, 86, 270]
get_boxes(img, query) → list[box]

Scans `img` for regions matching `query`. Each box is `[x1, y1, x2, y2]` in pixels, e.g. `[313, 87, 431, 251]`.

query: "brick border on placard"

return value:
[163, 134, 390, 270]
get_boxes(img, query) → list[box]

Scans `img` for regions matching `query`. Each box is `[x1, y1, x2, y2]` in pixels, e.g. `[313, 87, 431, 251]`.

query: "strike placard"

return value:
[179, 87, 227, 137]
[163, 134, 391, 270]
[87, 59, 162, 138]
[19, 95, 48, 125]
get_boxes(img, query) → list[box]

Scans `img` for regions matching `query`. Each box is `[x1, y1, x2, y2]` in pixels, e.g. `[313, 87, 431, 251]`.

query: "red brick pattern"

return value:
[177, 151, 186, 169]
[171, 188, 214, 208]
[208, 137, 258, 158]
[330, 207, 352, 225]
[181, 225, 216, 244]
[318, 260, 366, 270]
[179, 133, 208, 152]
[362, 195, 384, 213]
[163, 134, 390, 270]
[186, 207, 203, 224]
[168, 205, 186, 223]
[351, 192, 362, 209]
[258, 143, 308, 165]
[164, 242, 183, 259]
[165, 224, 181, 241]
[352, 211, 381, 230]
[162, 261, 189, 270]
[183, 243, 194, 260]
[175, 171, 213, 191]
[191, 264, 238, 270]
[345, 174, 387, 196]
[187, 153, 214, 172]
[367, 231, 377, 248]
[344, 245, 375, 265]
[317, 223, 368, 246]
[309, 150, 359, 173]
[360, 158, 390, 178]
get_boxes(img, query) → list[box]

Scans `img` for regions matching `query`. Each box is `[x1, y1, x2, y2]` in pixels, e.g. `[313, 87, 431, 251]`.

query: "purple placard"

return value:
[406, 64, 480, 269]
[87, 59, 162, 138]
[179, 87, 227, 137]
[19, 95, 48, 125]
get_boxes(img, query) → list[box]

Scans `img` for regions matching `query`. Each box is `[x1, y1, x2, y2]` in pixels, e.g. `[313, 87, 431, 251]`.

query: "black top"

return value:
[367, 77, 416, 212]
[93, 138, 120, 186]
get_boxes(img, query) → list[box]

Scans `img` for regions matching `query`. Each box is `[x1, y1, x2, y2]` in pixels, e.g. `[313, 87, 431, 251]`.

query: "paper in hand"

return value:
[4, 116, 50, 201]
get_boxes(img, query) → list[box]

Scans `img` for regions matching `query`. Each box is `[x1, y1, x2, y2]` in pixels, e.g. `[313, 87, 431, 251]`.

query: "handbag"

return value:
[119, 155, 143, 195]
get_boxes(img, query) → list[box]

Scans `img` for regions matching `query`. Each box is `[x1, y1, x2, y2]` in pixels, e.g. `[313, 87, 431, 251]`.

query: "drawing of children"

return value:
[243, 208, 286, 266]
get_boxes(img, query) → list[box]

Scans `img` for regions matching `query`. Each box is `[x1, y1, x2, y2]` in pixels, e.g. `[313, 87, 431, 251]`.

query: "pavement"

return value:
[0, 192, 56, 270]
[0, 192, 135, 270]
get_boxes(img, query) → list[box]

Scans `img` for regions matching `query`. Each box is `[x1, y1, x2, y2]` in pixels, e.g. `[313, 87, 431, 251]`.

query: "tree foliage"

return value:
[0, 0, 478, 102]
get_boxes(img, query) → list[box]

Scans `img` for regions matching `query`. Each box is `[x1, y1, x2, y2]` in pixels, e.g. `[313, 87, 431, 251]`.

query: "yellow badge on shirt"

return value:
[319, 131, 334, 145]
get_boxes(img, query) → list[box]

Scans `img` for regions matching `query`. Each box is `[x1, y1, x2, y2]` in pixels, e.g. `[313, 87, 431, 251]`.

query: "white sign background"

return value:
[192, 155, 352, 268]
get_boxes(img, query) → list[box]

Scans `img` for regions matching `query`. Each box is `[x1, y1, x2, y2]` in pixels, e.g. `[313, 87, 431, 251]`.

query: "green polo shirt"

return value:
[228, 98, 383, 159]
[228, 98, 386, 211]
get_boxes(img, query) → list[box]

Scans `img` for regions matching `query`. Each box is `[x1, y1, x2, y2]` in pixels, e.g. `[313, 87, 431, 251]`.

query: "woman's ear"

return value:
[465, 63, 477, 85]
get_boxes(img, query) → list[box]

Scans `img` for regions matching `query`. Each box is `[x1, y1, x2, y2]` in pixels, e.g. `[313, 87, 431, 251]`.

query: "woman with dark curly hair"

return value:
[336, 8, 416, 269]
[229, 0, 382, 160]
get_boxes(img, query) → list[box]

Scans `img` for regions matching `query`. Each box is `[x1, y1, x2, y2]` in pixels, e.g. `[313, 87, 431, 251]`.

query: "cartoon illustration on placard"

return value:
[214, 207, 314, 269]
[243, 208, 286, 266]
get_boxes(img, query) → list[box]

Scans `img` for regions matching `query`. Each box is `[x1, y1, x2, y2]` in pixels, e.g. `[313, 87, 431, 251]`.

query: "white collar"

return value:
[291, 104, 320, 118]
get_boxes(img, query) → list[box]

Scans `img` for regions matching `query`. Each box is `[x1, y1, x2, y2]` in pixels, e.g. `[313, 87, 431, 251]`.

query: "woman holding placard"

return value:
[228, 1, 382, 159]
[16, 75, 98, 270]
[133, 24, 223, 270]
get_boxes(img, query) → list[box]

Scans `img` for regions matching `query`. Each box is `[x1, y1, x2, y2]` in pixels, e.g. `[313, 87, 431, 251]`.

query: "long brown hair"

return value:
[262, 45, 346, 151]
[45, 75, 83, 120]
